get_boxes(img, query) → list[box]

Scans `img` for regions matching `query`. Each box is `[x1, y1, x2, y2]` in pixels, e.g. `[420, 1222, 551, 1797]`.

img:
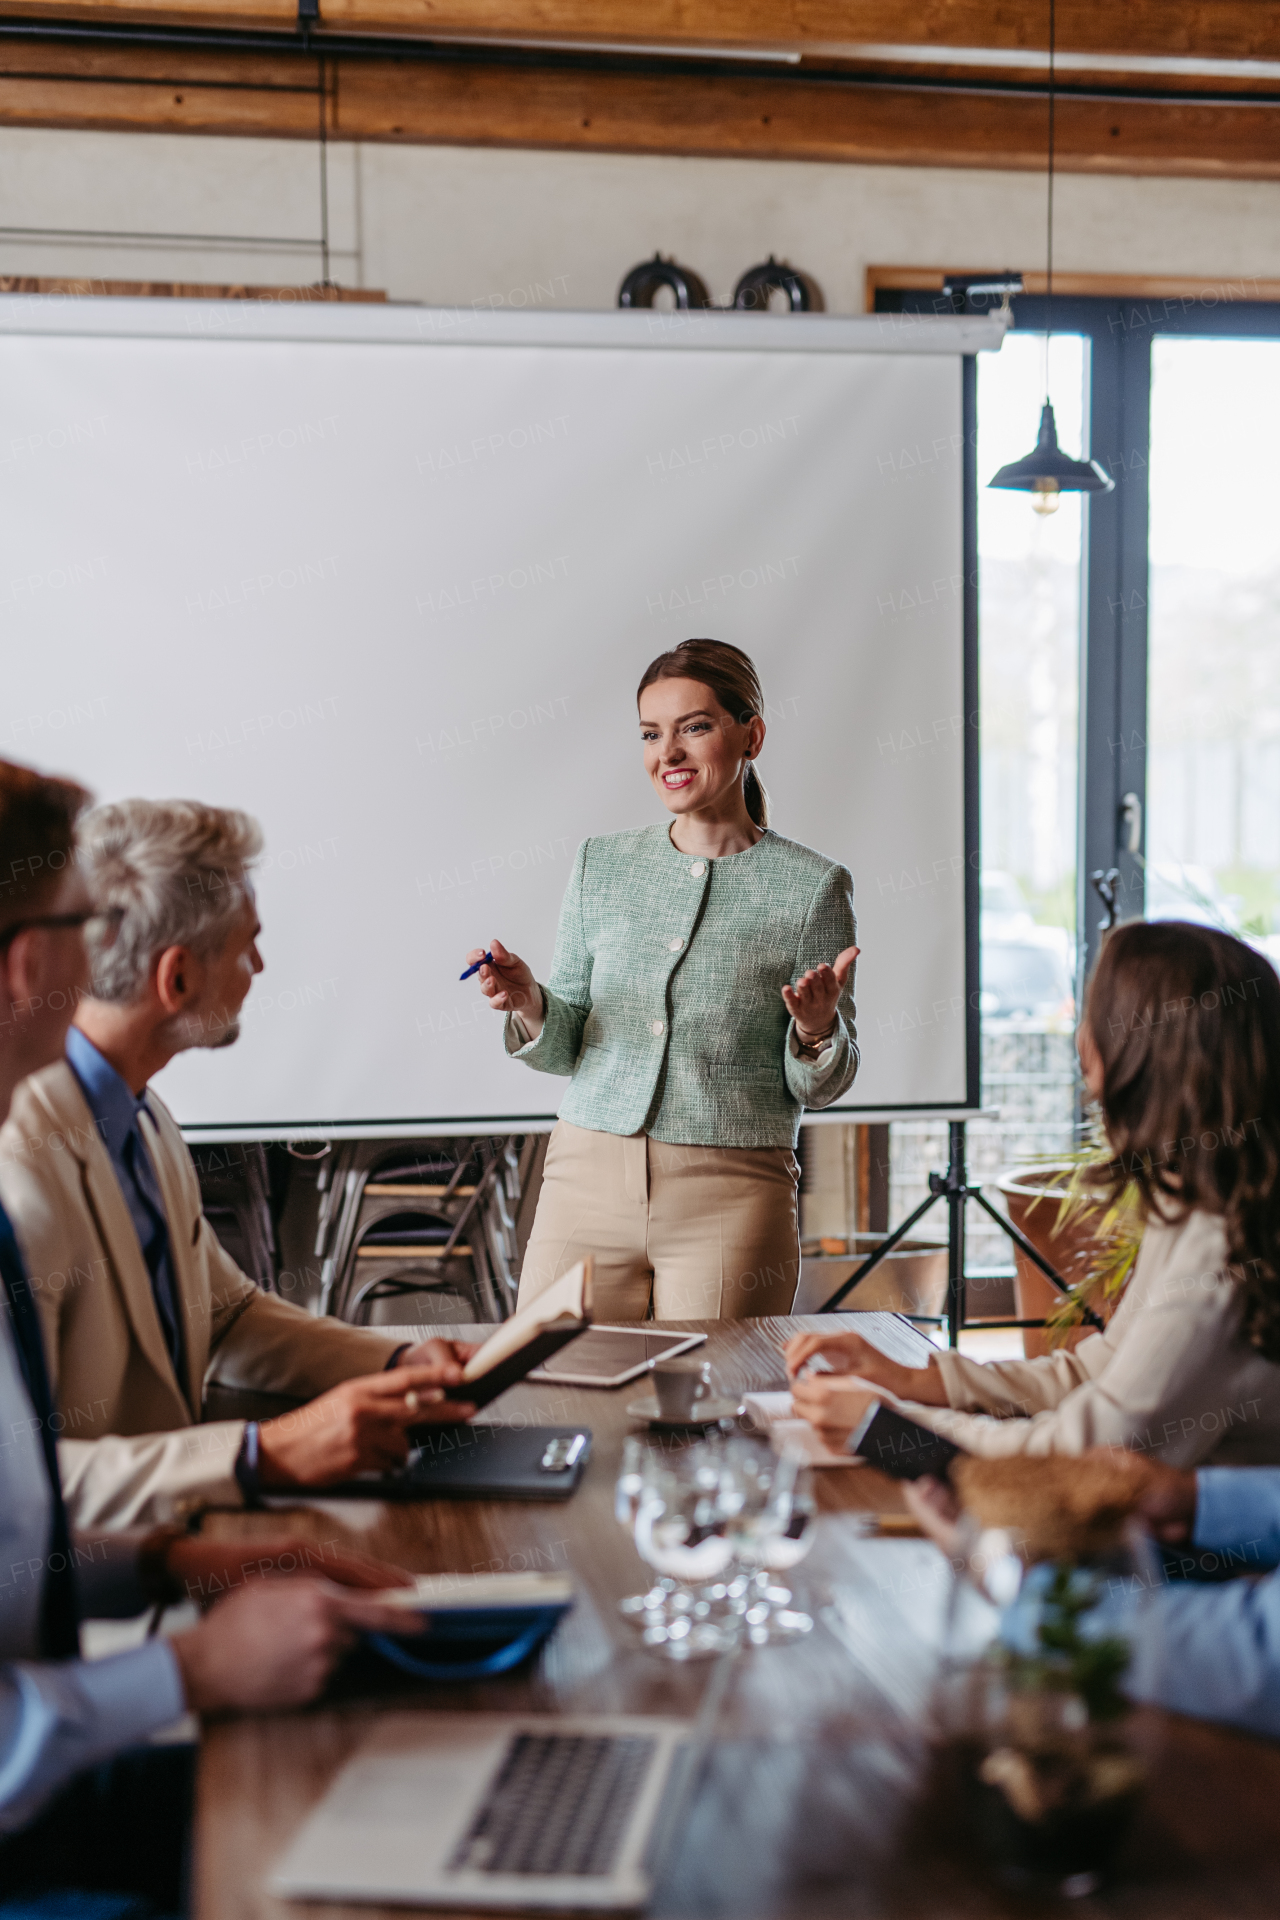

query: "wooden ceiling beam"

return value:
[2, 43, 1280, 177]
[0, 1, 1277, 64]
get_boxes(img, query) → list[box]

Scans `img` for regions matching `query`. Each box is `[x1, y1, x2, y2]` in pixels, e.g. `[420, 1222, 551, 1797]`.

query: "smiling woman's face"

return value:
[638, 675, 763, 819]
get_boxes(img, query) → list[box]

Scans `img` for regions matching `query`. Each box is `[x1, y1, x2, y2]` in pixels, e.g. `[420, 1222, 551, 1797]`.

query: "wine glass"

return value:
[621, 1442, 739, 1659]
[616, 1438, 677, 1621]
[721, 1439, 815, 1645]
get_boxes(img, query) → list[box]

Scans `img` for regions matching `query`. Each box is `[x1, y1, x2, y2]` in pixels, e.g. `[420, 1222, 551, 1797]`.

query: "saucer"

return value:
[625, 1394, 747, 1430]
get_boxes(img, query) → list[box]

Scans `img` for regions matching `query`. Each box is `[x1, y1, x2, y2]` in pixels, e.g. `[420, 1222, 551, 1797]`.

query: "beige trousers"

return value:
[516, 1120, 801, 1321]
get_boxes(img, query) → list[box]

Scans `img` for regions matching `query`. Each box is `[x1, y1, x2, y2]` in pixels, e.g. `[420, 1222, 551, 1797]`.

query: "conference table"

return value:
[195, 1315, 1280, 1920]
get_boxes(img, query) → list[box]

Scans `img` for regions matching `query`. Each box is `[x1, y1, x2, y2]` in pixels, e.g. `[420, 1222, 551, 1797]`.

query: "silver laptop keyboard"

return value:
[449, 1733, 658, 1877]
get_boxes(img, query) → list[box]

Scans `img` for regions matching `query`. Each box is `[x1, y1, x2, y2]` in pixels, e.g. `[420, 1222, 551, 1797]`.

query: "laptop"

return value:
[270, 1711, 692, 1910]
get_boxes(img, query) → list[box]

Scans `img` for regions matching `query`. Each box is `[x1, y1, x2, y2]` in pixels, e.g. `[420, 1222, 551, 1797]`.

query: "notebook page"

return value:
[460, 1257, 591, 1382]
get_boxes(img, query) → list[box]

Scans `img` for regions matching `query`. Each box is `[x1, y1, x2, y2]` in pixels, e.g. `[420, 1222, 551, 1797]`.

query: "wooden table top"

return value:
[194, 1315, 1280, 1920]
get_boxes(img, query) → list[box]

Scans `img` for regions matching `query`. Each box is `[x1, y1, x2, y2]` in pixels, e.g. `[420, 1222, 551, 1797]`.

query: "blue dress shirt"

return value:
[0, 1200, 185, 1836]
[1078, 1467, 1280, 1741]
[64, 1027, 186, 1384]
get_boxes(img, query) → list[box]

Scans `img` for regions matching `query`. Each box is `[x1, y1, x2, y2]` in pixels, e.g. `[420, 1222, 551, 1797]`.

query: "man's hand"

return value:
[171, 1578, 409, 1715]
[257, 1366, 477, 1488]
[162, 1534, 413, 1605]
[397, 1337, 479, 1372]
[784, 1328, 946, 1407]
[781, 945, 859, 1042]
[902, 1476, 964, 1556]
[787, 1374, 881, 1454]
[1080, 1447, 1198, 1543]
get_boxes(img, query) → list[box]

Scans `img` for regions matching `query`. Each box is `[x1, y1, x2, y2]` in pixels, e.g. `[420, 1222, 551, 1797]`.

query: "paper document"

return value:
[835, 1311, 937, 1368]
[742, 1392, 863, 1467]
[461, 1258, 593, 1383]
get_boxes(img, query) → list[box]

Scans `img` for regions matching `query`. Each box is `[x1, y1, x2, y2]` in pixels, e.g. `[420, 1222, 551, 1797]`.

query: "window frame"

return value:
[877, 286, 1280, 989]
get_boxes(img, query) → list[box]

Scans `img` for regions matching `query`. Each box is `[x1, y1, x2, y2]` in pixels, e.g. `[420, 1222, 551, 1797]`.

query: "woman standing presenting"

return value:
[465, 639, 859, 1321]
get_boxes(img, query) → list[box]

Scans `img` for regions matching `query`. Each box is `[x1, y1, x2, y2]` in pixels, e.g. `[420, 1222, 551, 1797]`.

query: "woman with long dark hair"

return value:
[464, 638, 859, 1320]
[786, 920, 1280, 1462]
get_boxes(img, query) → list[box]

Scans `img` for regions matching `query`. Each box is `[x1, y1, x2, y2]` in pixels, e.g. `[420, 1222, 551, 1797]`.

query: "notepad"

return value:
[440, 1259, 593, 1408]
[461, 1259, 593, 1382]
[741, 1392, 863, 1466]
[370, 1571, 575, 1612]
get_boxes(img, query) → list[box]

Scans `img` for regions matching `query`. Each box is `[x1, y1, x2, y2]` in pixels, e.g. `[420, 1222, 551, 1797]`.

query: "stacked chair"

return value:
[191, 1142, 278, 1292]
[315, 1135, 545, 1327]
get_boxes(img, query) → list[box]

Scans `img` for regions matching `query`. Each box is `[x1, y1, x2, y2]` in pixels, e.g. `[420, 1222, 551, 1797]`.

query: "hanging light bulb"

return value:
[986, 0, 1115, 512]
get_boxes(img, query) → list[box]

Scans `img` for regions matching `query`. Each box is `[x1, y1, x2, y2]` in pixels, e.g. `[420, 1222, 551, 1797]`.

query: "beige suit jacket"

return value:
[0, 1061, 400, 1527]
[900, 1208, 1280, 1464]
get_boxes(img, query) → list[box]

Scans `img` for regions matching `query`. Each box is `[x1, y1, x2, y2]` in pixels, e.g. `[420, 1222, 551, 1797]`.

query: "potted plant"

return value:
[997, 1144, 1143, 1357]
[938, 1455, 1157, 1895]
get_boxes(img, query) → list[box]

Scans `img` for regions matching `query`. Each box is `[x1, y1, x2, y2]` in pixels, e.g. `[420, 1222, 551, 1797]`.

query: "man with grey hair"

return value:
[0, 797, 476, 1529]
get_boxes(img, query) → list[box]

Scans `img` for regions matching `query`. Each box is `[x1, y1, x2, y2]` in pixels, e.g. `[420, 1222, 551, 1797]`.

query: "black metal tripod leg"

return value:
[967, 1188, 1105, 1332]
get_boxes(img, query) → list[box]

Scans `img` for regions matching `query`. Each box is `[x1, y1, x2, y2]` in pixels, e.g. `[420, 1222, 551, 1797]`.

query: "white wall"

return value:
[3, 126, 1280, 307]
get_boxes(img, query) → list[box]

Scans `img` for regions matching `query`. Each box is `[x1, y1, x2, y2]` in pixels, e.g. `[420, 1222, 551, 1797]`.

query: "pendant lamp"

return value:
[988, 0, 1114, 515]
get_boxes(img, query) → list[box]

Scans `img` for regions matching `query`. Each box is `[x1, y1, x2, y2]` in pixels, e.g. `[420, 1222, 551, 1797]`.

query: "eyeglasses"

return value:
[0, 909, 120, 950]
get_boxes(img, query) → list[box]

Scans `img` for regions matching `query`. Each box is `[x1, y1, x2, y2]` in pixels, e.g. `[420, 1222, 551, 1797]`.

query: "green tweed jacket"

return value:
[505, 824, 858, 1148]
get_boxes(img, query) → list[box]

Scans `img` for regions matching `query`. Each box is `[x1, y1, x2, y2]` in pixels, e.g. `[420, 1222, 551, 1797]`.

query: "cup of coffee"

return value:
[652, 1358, 714, 1421]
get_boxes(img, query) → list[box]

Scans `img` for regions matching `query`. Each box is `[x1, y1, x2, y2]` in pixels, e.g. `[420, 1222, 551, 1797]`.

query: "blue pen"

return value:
[459, 951, 495, 982]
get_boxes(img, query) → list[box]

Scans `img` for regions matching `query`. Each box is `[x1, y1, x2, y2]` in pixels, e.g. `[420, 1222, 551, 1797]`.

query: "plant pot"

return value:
[996, 1166, 1107, 1360]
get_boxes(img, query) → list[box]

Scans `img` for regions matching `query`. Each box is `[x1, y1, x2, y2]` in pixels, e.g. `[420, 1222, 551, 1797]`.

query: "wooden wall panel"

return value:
[1, 44, 1278, 179]
[1, 1, 1278, 63]
[0, 274, 384, 295]
[330, 60, 1280, 176]
[867, 267, 1280, 305]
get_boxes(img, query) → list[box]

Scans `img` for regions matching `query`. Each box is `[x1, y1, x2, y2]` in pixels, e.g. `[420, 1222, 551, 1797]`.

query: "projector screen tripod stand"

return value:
[817, 1121, 1102, 1348]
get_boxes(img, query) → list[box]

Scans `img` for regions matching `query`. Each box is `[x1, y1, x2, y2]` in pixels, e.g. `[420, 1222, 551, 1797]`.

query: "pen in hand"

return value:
[459, 951, 495, 982]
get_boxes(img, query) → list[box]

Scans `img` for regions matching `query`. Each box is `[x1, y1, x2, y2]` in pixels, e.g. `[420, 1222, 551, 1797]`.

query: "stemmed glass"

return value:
[616, 1439, 739, 1659]
[720, 1438, 815, 1645]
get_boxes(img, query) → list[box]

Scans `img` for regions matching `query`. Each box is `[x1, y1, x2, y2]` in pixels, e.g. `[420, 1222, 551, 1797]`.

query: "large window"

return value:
[872, 286, 1280, 1322]
[1148, 337, 1280, 969]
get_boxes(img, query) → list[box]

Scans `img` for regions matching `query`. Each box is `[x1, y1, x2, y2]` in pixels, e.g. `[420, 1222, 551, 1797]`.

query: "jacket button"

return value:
[651, 1020, 665, 1036]
[689, 861, 706, 877]
[668, 937, 684, 951]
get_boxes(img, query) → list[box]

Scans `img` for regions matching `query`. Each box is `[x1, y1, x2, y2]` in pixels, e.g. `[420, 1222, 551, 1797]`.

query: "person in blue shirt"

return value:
[0, 757, 409, 1912]
[908, 1451, 1280, 1742]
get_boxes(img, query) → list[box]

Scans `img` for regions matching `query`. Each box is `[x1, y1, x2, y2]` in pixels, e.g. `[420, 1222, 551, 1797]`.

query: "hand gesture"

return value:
[466, 937, 544, 1035]
[161, 1535, 414, 1606]
[398, 1336, 479, 1372]
[784, 1327, 945, 1407]
[782, 945, 859, 1042]
[787, 1374, 880, 1455]
[172, 1578, 413, 1714]
[257, 1364, 476, 1488]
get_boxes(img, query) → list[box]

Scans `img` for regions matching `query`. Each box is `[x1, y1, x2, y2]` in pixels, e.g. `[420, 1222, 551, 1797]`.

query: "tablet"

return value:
[528, 1325, 707, 1388]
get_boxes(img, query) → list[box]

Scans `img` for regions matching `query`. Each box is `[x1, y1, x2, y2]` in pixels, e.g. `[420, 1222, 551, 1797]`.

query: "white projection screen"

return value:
[0, 298, 1003, 1138]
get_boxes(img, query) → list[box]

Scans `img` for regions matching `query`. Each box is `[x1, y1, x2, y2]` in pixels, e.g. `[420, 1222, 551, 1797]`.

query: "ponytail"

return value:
[744, 761, 770, 829]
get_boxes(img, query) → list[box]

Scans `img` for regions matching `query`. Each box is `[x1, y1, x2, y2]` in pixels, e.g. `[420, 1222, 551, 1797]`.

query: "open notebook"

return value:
[744, 1313, 938, 1466]
[444, 1259, 594, 1409]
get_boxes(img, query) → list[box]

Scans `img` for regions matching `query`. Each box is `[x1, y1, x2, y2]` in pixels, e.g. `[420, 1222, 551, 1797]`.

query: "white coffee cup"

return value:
[652, 1358, 714, 1420]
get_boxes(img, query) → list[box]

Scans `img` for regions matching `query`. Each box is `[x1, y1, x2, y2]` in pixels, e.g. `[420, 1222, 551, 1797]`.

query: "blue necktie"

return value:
[123, 1116, 185, 1380]
[0, 1203, 80, 1658]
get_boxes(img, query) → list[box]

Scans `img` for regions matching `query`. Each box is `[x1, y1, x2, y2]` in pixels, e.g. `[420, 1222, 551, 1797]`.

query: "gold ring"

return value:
[404, 1389, 421, 1415]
